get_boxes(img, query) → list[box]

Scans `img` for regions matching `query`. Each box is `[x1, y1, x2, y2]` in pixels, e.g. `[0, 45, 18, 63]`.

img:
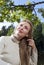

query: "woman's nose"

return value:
[20, 26, 24, 30]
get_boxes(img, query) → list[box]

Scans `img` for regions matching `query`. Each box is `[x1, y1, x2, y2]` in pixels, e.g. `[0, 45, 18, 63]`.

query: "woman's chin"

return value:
[15, 31, 21, 37]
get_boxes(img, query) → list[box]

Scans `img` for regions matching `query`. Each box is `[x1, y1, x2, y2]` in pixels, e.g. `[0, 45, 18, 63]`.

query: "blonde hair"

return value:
[19, 19, 33, 65]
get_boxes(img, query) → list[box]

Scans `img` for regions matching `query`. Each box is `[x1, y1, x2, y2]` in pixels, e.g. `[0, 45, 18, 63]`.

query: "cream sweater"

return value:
[0, 36, 38, 65]
[0, 36, 20, 65]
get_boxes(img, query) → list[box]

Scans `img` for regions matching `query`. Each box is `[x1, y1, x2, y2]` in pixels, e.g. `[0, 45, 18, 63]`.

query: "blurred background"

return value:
[0, 0, 44, 65]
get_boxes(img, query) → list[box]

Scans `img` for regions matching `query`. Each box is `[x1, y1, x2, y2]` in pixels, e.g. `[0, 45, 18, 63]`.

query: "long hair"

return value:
[19, 19, 33, 65]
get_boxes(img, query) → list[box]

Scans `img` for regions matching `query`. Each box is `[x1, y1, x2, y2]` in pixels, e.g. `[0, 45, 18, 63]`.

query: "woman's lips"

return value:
[18, 30, 23, 33]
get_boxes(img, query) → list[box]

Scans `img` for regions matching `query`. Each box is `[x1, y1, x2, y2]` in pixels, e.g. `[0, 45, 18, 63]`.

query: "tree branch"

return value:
[11, 1, 44, 7]
[4, 1, 44, 8]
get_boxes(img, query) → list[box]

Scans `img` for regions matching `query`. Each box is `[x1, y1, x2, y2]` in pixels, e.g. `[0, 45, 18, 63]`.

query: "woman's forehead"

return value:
[19, 22, 30, 26]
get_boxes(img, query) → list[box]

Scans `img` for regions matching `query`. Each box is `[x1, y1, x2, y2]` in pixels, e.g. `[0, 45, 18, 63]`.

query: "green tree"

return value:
[38, 8, 44, 18]
[0, 0, 41, 24]
[7, 24, 14, 36]
[33, 22, 43, 52]
[0, 26, 7, 36]
[0, 0, 14, 22]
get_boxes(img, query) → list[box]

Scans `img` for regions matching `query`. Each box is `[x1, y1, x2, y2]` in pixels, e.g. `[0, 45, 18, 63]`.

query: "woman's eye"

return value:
[25, 26, 28, 30]
[20, 24, 23, 26]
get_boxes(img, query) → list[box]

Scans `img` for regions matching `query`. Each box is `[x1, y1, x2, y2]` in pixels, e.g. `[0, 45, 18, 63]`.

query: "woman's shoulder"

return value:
[0, 36, 11, 42]
[0, 36, 5, 41]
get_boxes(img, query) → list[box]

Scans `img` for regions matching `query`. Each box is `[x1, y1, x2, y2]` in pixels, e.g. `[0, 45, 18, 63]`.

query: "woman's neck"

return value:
[15, 35, 23, 41]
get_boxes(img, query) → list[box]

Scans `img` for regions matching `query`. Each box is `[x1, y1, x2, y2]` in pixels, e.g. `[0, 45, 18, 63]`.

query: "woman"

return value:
[0, 19, 38, 65]
[11, 19, 38, 65]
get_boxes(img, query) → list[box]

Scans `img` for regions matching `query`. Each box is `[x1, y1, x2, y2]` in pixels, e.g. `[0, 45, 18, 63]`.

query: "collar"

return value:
[10, 34, 20, 44]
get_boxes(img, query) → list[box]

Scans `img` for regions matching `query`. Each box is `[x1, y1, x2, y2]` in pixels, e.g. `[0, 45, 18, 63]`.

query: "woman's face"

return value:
[15, 22, 31, 39]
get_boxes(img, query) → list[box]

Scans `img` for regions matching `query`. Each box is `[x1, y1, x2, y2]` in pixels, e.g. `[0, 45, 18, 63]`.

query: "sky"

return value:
[12, 0, 44, 22]
[0, 20, 18, 30]
[0, 21, 12, 30]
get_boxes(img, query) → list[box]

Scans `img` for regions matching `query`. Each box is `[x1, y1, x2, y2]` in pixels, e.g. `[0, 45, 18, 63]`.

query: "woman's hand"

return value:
[27, 39, 36, 50]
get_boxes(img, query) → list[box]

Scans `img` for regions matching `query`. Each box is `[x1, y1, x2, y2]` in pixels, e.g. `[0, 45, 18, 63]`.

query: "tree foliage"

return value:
[38, 8, 44, 18]
[0, 26, 7, 36]
[7, 24, 14, 36]
[0, 24, 14, 36]
[0, 0, 41, 23]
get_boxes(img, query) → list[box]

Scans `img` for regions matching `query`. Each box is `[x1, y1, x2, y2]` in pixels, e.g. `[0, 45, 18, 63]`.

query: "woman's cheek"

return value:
[23, 29, 28, 33]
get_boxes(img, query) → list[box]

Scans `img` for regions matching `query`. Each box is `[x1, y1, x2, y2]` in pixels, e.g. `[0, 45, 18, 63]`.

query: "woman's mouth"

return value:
[18, 30, 23, 33]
